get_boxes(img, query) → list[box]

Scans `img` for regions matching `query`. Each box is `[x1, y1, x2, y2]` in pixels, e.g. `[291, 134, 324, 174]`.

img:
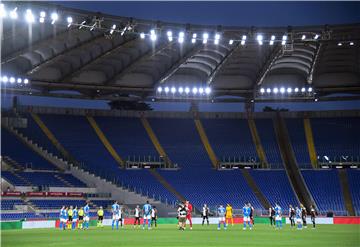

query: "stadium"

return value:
[0, 1, 359, 246]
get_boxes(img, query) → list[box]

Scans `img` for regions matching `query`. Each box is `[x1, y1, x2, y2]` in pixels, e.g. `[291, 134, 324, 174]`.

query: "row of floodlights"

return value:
[259, 87, 313, 94]
[157, 86, 211, 95]
[1, 75, 29, 85]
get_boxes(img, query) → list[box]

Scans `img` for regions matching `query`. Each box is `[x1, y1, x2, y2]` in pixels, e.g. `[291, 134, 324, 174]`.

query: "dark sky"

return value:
[56, 1, 360, 27]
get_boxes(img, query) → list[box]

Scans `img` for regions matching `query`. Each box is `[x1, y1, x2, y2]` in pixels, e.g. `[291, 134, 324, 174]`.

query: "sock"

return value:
[143, 220, 146, 228]
[224, 222, 227, 228]
[116, 220, 119, 230]
[280, 221, 282, 228]
[249, 222, 252, 228]
[112, 220, 115, 229]
[243, 222, 246, 228]
[148, 219, 151, 228]
[59, 222, 63, 229]
[218, 222, 220, 228]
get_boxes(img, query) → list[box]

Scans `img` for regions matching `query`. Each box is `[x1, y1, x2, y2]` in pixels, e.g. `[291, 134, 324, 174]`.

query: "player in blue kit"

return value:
[274, 203, 282, 229]
[243, 203, 252, 230]
[143, 201, 152, 230]
[59, 206, 67, 230]
[111, 201, 120, 230]
[295, 206, 303, 230]
[72, 206, 78, 230]
[83, 203, 90, 230]
[217, 205, 227, 230]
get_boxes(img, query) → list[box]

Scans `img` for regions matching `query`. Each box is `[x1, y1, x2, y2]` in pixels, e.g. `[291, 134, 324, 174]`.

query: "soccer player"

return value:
[143, 201, 152, 230]
[134, 205, 141, 228]
[83, 202, 90, 230]
[249, 203, 255, 226]
[97, 206, 104, 228]
[202, 204, 210, 226]
[151, 206, 158, 227]
[310, 205, 317, 229]
[78, 207, 84, 229]
[177, 203, 187, 230]
[72, 206, 78, 230]
[289, 205, 295, 228]
[225, 204, 234, 226]
[112, 201, 120, 230]
[269, 206, 275, 226]
[274, 203, 282, 230]
[295, 206, 303, 230]
[67, 206, 73, 230]
[119, 204, 124, 228]
[300, 204, 307, 228]
[243, 203, 252, 230]
[217, 204, 227, 230]
[185, 200, 193, 230]
[59, 206, 66, 230]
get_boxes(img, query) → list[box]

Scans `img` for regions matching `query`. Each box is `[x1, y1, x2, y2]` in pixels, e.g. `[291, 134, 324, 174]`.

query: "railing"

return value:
[219, 156, 260, 169]
[318, 156, 360, 168]
[125, 155, 178, 169]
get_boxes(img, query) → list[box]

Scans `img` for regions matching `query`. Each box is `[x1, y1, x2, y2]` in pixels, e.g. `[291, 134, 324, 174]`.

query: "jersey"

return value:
[289, 207, 295, 217]
[97, 209, 104, 217]
[68, 209, 73, 217]
[226, 206, 233, 218]
[186, 203, 193, 216]
[151, 208, 157, 218]
[296, 208, 302, 219]
[243, 206, 251, 217]
[135, 208, 140, 217]
[73, 209, 78, 220]
[60, 208, 66, 219]
[218, 206, 226, 217]
[274, 206, 282, 217]
[143, 203, 152, 216]
[78, 209, 84, 217]
[112, 203, 120, 216]
[202, 207, 209, 217]
[84, 205, 90, 217]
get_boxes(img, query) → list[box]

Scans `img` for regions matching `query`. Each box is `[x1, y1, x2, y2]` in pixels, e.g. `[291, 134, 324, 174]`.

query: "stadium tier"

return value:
[347, 169, 360, 215]
[29, 199, 86, 209]
[1, 128, 57, 170]
[254, 119, 283, 168]
[285, 119, 312, 168]
[201, 119, 258, 162]
[302, 170, 346, 214]
[1, 199, 26, 210]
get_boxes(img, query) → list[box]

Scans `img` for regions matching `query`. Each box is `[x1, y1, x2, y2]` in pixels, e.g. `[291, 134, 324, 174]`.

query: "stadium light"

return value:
[301, 34, 306, 40]
[178, 32, 184, 43]
[257, 34, 263, 45]
[164, 86, 169, 93]
[10, 7, 17, 19]
[273, 87, 279, 94]
[185, 87, 190, 94]
[229, 39, 234, 45]
[280, 87, 285, 94]
[203, 33, 208, 44]
[2, 76, 8, 83]
[9, 77, 15, 84]
[25, 9, 35, 23]
[199, 87, 204, 94]
[287, 87, 292, 93]
[140, 32, 145, 39]
[301, 87, 306, 92]
[17, 78, 22, 83]
[157, 86, 162, 93]
[39, 11, 46, 23]
[241, 35, 247, 46]
[191, 38, 196, 44]
[282, 35, 287, 45]
[337, 42, 342, 46]
[171, 87, 176, 94]
[24, 78, 29, 84]
[150, 33, 157, 41]
[192, 87, 198, 95]
[178, 87, 184, 94]
[308, 87, 313, 92]
[214, 39, 219, 45]
[51, 12, 58, 25]
[314, 34, 319, 40]
[192, 33, 197, 38]
[266, 88, 271, 93]
[205, 87, 211, 95]
[350, 42, 354, 46]
[270, 35, 275, 45]
[215, 33, 220, 40]
[167, 31, 173, 41]
[260, 88, 265, 94]
[0, 4, 6, 18]
[109, 24, 116, 34]
[66, 16, 73, 27]
[294, 87, 299, 93]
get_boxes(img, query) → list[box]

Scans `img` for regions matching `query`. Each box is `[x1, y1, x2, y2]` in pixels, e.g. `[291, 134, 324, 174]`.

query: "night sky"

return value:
[2, 1, 360, 111]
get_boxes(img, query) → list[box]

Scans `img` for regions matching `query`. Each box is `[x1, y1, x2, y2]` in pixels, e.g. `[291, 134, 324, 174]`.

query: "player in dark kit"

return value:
[289, 205, 295, 227]
[202, 204, 210, 226]
[249, 203, 255, 226]
[301, 204, 307, 228]
[269, 207, 275, 226]
[310, 205, 317, 229]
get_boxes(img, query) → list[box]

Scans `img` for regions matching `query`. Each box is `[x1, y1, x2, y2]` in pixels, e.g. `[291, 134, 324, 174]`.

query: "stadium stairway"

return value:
[241, 169, 271, 209]
[303, 118, 318, 168]
[53, 174, 74, 187]
[194, 118, 220, 169]
[273, 114, 316, 210]
[1, 156, 24, 170]
[247, 118, 268, 168]
[10, 171, 32, 186]
[86, 116, 125, 168]
[338, 170, 355, 216]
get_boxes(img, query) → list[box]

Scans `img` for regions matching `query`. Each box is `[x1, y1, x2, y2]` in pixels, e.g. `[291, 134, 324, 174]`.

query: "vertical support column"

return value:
[248, 118, 268, 168]
[303, 118, 318, 169]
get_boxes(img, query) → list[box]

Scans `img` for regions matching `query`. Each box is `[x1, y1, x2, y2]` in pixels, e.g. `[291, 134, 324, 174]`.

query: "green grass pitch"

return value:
[2, 224, 359, 247]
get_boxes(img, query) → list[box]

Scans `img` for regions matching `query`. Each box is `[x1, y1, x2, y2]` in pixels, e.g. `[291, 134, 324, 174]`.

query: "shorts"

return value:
[243, 216, 250, 222]
[152, 217, 156, 221]
[84, 216, 90, 222]
[178, 217, 186, 223]
[275, 216, 282, 221]
[112, 214, 120, 220]
[218, 217, 225, 222]
[68, 216, 73, 222]
[296, 218, 302, 224]
[60, 218, 67, 223]
[72, 218, 78, 223]
[226, 215, 233, 219]
[98, 216, 103, 221]
[186, 215, 192, 220]
[79, 216, 83, 221]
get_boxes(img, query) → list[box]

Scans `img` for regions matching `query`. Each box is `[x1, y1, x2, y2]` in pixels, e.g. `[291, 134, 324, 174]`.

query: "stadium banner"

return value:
[22, 220, 56, 229]
[285, 217, 333, 225]
[1, 191, 22, 197]
[333, 217, 360, 224]
[0, 221, 22, 230]
[26, 192, 46, 197]
[66, 192, 83, 197]
[47, 192, 66, 197]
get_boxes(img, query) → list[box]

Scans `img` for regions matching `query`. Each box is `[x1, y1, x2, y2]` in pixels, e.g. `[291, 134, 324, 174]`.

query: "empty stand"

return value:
[347, 169, 360, 216]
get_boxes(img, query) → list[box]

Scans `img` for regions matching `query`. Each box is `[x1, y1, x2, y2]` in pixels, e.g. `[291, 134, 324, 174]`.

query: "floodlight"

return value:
[0, 4, 7, 18]
[280, 87, 285, 94]
[10, 8, 17, 19]
[314, 34, 319, 40]
[282, 35, 287, 45]
[273, 88, 279, 94]
[270, 35, 275, 45]
[214, 33, 220, 40]
[337, 42, 342, 46]
[171, 87, 176, 93]
[192, 87, 198, 94]
[214, 39, 219, 45]
[301, 35, 306, 40]
[9, 77, 15, 83]
[199, 87, 204, 94]
[179, 32, 185, 38]
[17, 78, 22, 83]
[140, 33, 145, 39]
[178, 87, 184, 94]
[185, 87, 190, 94]
[67, 17, 73, 24]
[350, 42, 354, 46]
[301, 87, 306, 92]
[266, 88, 271, 93]
[24, 78, 29, 84]
[164, 87, 169, 93]
[229, 39, 234, 45]
[308, 87, 313, 92]
[203, 33, 209, 39]
[167, 31, 172, 37]
[2, 76, 8, 83]
[157, 86, 162, 93]
[178, 37, 184, 44]
[260, 88, 265, 94]
[25, 9, 35, 23]
[51, 12, 58, 24]
[150, 33, 157, 41]
[203, 39, 207, 44]
[257, 34, 263, 45]
[192, 33, 197, 38]
[40, 11, 46, 18]
[205, 87, 211, 95]
[287, 87, 292, 93]
[191, 38, 196, 43]
[294, 87, 299, 93]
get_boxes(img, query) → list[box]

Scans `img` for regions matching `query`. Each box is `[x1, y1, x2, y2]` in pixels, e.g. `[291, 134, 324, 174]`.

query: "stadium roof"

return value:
[1, 2, 360, 103]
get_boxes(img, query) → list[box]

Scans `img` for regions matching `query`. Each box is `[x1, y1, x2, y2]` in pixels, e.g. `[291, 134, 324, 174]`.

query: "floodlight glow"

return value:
[266, 88, 271, 93]
[192, 87, 198, 95]
[308, 87, 313, 92]
[214, 39, 219, 45]
[337, 42, 342, 46]
[150, 29, 155, 35]
[301, 35, 306, 40]
[168, 36, 173, 41]
[164, 87, 169, 93]
[17, 78, 22, 83]
[23, 78, 29, 84]
[241, 40, 246, 45]
[185, 87, 190, 94]
[350, 42, 354, 46]
[203, 39, 207, 44]
[215, 33, 220, 40]
[25, 9, 35, 23]
[2, 76, 8, 83]
[257, 34, 263, 45]
[270, 35, 275, 45]
[0, 4, 6, 18]
[271, 35, 275, 41]
[294, 87, 299, 92]
[273, 88, 279, 94]
[280, 87, 285, 94]
[203, 33, 209, 39]
[157, 87, 162, 93]
[39, 17, 45, 23]
[10, 8, 17, 19]
[314, 34, 319, 40]
[191, 38, 196, 43]
[287, 87, 292, 93]
[242, 35, 247, 40]
[179, 31, 185, 38]
[9, 77, 15, 83]
[167, 31, 172, 37]
[140, 32, 145, 39]
[269, 40, 274, 45]
[281, 35, 287, 45]
[301, 87, 306, 92]
[229, 39, 234, 45]
[192, 33, 197, 38]
[260, 88, 265, 94]
[67, 17, 73, 24]
[40, 11, 46, 18]
[171, 87, 176, 93]
[150, 33, 157, 41]
[51, 12, 58, 24]
[111, 24, 116, 30]
[178, 87, 184, 94]
[178, 37, 184, 43]
[199, 87, 204, 94]
[205, 87, 211, 95]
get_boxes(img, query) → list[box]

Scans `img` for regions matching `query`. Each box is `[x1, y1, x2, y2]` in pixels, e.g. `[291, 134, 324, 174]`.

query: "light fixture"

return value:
[192, 87, 198, 95]
[24, 78, 29, 84]
[350, 42, 354, 46]
[273, 87, 279, 94]
[282, 35, 287, 45]
[17, 78, 22, 83]
[203, 33, 208, 44]
[157, 86, 162, 93]
[167, 31, 173, 41]
[150, 30, 157, 41]
[192, 33, 197, 38]
[257, 34, 263, 45]
[314, 34, 319, 40]
[241, 35, 246, 46]
[171, 87, 176, 93]
[214, 39, 219, 45]
[185, 87, 190, 94]
[266, 88, 271, 93]
[9, 7, 17, 19]
[229, 39, 234, 45]
[280, 87, 285, 94]
[301, 35, 306, 40]
[178, 32, 184, 44]
[140, 32, 145, 39]
[0, 4, 6, 18]
[9, 77, 15, 83]
[205, 87, 211, 95]
[2, 76, 8, 83]
[260, 88, 265, 94]
[199, 87, 204, 94]
[294, 87, 299, 93]
[51, 12, 58, 24]
[301, 87, 306, 92]
[178, 87, 184, 94]
[191, 38, 196, 43]
[67, 16, 73, 27]
[287, 87, 292, 93]
[270, 35, 275, 45]
[25, 9, 35, 23]
[308, 87, 313, 92]
[337, 42, 342, 46]
[164, 86, 169, 93]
